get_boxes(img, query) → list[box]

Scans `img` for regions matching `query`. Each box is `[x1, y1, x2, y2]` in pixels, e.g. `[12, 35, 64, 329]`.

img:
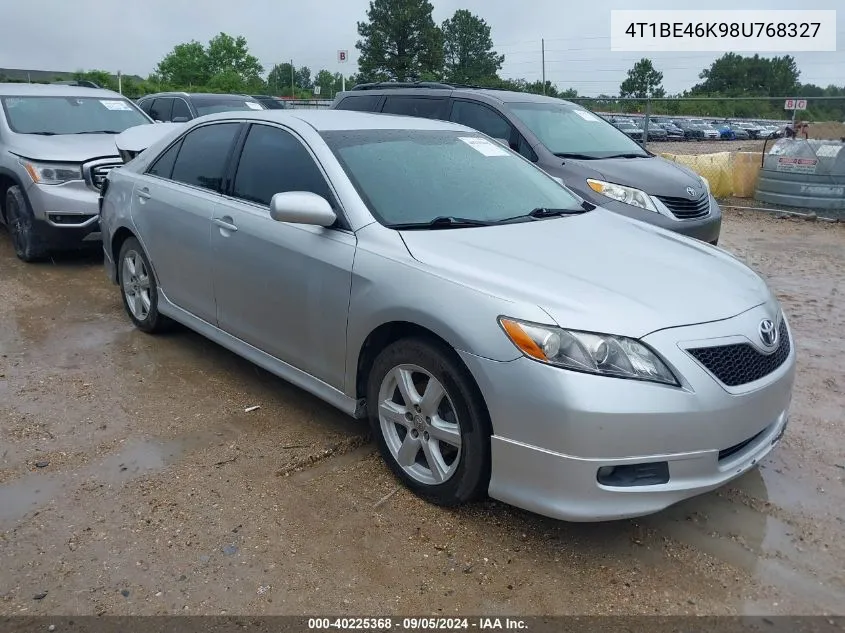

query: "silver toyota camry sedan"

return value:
[100, 110, 795, 522]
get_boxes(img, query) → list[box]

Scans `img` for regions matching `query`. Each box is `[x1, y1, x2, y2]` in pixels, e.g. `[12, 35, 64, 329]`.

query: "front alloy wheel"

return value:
[367, 338, 490, 506]
[378, 364, 462, 485]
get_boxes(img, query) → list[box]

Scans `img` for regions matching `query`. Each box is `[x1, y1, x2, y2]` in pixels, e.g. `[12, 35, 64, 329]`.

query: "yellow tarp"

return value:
[658, 151, 762, 198]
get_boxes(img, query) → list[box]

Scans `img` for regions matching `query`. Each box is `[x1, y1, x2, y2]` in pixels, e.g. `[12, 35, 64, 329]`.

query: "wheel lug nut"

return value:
[423, 432, 429, 441]
[405, 412, 413, 421]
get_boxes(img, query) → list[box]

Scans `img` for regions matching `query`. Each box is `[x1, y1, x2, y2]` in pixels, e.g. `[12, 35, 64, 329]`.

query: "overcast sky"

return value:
[2, 0, 842, 96]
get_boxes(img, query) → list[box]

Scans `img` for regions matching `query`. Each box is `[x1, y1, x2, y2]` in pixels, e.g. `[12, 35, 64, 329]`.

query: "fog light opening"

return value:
[596, 462, 670, 487]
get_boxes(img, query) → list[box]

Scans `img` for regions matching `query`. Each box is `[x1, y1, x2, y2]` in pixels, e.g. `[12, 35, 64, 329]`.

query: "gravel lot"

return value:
[0, 211, 843, 616]
[647, 139, 770, 156]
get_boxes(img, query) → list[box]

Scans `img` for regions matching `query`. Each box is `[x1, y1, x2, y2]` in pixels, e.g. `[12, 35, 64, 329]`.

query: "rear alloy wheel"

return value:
[118, 237, 170, 333]
[368, 338, 490, 506]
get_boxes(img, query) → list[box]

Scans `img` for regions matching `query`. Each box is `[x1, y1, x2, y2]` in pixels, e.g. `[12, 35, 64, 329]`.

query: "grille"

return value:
[89, 162, 121, 190]
[655, 194, 710, 219]
[687, 319, 790, 387]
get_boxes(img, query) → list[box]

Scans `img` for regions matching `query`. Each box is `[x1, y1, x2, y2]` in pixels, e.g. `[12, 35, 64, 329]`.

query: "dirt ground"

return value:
[649, 138, 769, 156]
[0, 211, 843, 617]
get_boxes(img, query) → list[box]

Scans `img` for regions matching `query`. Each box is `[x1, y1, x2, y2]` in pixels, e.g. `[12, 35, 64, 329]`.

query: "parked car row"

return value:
[0, 80, 794, 524]
[598, 113, 786, 142]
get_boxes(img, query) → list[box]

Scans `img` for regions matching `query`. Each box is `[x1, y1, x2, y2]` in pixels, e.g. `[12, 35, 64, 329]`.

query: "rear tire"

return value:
[5, 186, 47, 262]
[117, 237, 171, 333]
[367, 337, 491, 507]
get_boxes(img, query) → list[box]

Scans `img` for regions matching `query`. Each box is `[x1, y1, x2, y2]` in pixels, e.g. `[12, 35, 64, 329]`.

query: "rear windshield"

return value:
[1, 96, 150, 135]
[192, 96, 264, 116]
[507, 102, 648, 158]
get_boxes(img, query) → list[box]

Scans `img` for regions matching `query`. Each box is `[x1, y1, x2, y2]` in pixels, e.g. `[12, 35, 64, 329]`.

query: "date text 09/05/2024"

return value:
[624, 21, 822, 38]
[307, 617, 528, 630]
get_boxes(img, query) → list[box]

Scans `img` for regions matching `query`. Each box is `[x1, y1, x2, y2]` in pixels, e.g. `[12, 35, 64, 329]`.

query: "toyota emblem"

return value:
[758, 319, 778, 347]
[686, 186, 697, 197]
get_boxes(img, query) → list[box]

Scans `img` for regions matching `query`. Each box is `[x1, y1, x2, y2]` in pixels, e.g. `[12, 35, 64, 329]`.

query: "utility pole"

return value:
[118, 71, 122, 94]
[291, 59, 295, 98]
[541, 39, 546, 95]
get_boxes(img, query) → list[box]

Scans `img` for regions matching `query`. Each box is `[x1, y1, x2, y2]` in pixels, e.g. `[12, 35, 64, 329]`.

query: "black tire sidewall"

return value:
[117, 237, 166, 333]
[367, 337, 491, 506]
[5, 186, 45, 262]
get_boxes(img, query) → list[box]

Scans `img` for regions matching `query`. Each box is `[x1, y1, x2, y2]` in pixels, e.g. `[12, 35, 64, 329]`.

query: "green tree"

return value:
[619, 58, 665, 98]
[692, 53, 799, 97]
[268, 63, 295, 95]
[206, 33, 264, 86]
[295, 66, 312, 90]
[72, 70, 118, 91]
[441, 10, 503, 84]
[315, 69, 336, 97]
[155, 40, 210, 88]
[356, 0, 444, 82]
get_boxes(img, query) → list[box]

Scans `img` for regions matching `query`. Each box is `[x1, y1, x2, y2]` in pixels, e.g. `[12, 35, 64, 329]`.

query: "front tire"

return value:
[367, 337, 491, 507]
[5, 186, 47, 262]
[117, 237, 170, 333]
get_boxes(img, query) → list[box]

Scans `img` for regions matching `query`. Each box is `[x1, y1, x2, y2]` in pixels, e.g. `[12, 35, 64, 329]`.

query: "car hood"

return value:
[547, 155, 703, 198]
[8, 132, 136, 163]
[399, 209, 771, 338]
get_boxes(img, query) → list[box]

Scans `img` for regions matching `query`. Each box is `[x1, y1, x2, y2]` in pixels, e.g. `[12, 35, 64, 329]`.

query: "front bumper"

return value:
[596, 195, 722, 244]
[24, 180, 102, 248]
[458, 306, 795, 522]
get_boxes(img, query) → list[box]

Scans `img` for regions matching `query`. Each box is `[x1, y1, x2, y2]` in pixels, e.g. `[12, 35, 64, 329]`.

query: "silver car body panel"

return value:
[100, 109, 796, 521]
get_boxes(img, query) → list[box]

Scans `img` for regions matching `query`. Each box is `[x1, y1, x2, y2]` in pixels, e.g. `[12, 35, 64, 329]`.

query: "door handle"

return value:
[213, 217, 238, 232]
[137, 187, 151, 201]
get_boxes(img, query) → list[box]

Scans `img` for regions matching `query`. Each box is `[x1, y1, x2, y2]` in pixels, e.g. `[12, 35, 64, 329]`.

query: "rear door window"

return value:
[335, 94, 382, 112]
[170, 123, 241, 192]
[381, 96, 448, 120]
[450, 100, 513, 142]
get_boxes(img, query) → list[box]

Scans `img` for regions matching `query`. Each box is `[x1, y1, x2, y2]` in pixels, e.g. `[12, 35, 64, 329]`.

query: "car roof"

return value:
[197, 109, 470, 132]
[344, 84, 577, 107]
[140, 92, 260, 100]
[0, 83, 128, 98]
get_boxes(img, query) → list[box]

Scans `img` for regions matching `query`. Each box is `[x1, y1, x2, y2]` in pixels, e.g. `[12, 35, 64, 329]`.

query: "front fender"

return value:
[343, 226, 550, 396]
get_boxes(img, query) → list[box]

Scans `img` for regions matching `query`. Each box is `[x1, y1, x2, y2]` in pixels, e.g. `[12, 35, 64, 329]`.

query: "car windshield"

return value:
[192, 96, 263, 116]
[321, 129, 584, 227]
[507, 102, 648, 158]
[0, 95, 149, 135]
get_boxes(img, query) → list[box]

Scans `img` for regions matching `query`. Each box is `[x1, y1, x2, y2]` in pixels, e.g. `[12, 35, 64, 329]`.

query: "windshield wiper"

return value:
[553, 152, 598, 160]
[73, 130, 122, 135]
[388, 216, 494, 230]
[496, 205, 591, 224]
[27, 131, 57, 136]
[603, 153, 649, 159]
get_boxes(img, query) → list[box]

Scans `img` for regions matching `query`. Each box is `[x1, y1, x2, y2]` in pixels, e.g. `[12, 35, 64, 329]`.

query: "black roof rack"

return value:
[52, 80, 101, 89]
[350, 81, 483, 91]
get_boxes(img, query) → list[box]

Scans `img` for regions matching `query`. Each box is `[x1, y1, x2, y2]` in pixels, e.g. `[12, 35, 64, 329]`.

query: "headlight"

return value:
[700, 175, 710, 194]
[19, 159, 82, 185]
[586, 179, 659, 213]
[499, 317, 679, 386]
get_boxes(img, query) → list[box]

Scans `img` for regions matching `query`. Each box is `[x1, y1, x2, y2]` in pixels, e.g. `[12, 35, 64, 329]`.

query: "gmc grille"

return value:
[89, 162, 121, 190]
[687, 319, 790, 387]
[655, 194, 710, 220]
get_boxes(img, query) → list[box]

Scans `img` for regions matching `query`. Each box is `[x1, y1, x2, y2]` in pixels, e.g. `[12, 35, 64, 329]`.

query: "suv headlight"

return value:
[499, 317, 679, 386]
[586, 179, 658, 213]
[19, 159, 82, 185]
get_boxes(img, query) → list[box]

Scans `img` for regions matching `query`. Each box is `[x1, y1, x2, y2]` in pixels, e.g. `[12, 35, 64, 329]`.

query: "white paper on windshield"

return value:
[573, 110, 601, 122]
[459, 136, 509, 156]
[99, 99, 133, 111]
[245, 101, 263, 110]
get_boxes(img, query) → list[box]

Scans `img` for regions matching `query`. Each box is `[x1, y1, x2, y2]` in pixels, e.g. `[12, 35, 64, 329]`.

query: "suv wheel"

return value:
[5, 186, 47, 262]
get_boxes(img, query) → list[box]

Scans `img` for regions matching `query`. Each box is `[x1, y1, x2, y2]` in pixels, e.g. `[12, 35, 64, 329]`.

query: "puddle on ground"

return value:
[0, 438, 182, 531]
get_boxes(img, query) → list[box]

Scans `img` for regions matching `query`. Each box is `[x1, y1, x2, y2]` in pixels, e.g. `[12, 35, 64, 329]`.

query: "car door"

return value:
[132, 121, 243, 324]
[210, 123, 355, 389]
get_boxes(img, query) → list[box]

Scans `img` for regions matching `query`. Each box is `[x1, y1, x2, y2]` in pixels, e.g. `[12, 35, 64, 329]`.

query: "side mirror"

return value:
[269, 191, 337, 227]
[172, 116, 190, 123]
